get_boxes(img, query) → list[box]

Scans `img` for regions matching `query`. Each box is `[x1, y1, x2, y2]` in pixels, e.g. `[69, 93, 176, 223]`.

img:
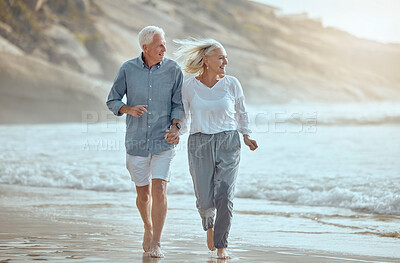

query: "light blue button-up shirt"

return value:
[106, 53, 184, 157]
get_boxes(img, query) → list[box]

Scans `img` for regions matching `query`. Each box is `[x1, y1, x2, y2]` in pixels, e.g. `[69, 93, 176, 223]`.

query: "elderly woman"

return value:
[173, 38, 258, 259]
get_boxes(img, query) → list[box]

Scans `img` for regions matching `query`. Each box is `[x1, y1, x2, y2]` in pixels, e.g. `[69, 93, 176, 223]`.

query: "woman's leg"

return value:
[188, 133, 217, 249]
[213, 131, 241, 254]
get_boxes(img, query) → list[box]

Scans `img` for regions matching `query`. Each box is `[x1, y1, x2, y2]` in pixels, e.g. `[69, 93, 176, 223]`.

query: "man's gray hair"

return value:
[138, 26, 165, 49]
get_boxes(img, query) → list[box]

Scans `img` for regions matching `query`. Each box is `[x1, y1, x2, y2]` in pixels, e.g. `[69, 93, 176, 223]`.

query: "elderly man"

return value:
[106, 26, 183, 258]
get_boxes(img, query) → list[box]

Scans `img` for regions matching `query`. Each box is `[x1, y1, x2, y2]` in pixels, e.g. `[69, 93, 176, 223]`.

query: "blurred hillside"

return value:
[1, 0, 400, 123]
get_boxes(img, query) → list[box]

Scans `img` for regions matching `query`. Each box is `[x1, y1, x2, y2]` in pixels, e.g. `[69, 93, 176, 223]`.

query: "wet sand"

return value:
[0, 184, 397, 262]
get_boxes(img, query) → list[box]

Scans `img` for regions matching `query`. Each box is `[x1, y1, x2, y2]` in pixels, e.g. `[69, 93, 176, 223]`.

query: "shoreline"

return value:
[1, 184, 398, 262]
[3, 209, 397, 263]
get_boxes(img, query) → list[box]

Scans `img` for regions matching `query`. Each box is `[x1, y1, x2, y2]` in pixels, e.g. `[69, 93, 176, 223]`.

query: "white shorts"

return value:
[126, 150, 175, 187]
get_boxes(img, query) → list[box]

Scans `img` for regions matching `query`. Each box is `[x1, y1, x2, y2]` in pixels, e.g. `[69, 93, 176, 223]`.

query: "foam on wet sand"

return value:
[1, 184, 398, 262]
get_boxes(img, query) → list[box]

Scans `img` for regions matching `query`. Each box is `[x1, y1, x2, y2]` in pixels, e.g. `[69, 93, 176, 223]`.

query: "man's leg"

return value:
[126, 153, 153, 253]
[150, 179, 167, 258]
[147, 149, 175, 258]
[135, 184, 152, 252]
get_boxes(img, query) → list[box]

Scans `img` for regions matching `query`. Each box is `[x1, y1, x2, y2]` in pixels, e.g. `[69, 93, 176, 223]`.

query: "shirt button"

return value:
[149, 98, 152, 101]
[148, 126, 150, 128]
[150, 85, 152, 87]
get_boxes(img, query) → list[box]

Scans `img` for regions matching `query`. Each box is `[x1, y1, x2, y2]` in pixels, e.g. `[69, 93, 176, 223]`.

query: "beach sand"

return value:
[0, 184, 397, 263]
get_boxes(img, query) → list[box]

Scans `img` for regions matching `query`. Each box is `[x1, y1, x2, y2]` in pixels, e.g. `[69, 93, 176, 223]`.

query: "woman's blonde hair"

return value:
[173, 38, 224, 75]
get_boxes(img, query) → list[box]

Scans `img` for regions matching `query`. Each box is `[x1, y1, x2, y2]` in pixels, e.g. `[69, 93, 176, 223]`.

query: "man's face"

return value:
[143, 34, 166, 64]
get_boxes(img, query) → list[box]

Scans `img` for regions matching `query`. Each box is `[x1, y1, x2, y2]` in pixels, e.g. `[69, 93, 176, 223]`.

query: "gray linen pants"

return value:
[188, 130, 241, 249]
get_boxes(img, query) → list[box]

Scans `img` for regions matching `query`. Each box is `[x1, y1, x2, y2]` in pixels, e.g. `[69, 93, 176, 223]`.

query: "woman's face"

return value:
[205, 47, 228, 75]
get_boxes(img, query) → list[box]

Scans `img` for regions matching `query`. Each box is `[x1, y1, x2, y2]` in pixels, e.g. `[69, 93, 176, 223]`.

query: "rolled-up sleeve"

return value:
[106, 66, 126, 116]
[233, 78, 252, 135]
[170, 67, 184, 121]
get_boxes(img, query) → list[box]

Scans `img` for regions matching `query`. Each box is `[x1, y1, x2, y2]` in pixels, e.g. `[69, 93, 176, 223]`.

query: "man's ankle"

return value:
[144, 223, 152, 231]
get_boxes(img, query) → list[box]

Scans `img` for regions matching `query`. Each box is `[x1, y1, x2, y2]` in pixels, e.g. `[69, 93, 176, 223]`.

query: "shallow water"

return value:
[0, 103, 399, 258]
[1, 184, 399, 259]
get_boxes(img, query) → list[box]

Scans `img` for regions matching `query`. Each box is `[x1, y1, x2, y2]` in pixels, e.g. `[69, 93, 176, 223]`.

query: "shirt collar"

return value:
[139, 52, 163, 69]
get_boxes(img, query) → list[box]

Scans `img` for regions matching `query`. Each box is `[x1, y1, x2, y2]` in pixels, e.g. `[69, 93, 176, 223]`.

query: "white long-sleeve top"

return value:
[182, 75, 251, 135]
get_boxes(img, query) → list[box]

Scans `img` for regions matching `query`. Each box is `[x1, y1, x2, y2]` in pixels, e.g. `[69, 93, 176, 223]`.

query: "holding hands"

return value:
[120, 105, 181, 145]
[164, 122, 181, 145]
[164, 129, 179, 145]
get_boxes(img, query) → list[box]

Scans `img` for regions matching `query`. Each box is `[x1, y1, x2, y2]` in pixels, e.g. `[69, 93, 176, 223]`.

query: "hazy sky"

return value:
[252, 0, 400, 43]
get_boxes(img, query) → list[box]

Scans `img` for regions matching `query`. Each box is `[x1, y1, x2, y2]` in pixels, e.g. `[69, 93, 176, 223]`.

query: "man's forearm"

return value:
[119, 105, 131, 115]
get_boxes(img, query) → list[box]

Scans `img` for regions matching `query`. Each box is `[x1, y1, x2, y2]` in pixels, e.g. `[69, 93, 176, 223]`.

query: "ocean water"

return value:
[1, 102, 399, 258]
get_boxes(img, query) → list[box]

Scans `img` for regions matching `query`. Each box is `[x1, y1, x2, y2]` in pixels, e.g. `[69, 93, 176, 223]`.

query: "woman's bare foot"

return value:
[150, 242, 164, 258]
[217, 248, 231, 259]
[207, 228, 216, 251]
[142, 228, 152, 252]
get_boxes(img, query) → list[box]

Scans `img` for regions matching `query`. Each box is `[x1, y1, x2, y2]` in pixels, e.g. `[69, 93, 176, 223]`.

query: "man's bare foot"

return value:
[142, 228, 153, 252]
[207, 228, 216, 251]
[217, 248, 231, 259]
[150, 242, 164, 258]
